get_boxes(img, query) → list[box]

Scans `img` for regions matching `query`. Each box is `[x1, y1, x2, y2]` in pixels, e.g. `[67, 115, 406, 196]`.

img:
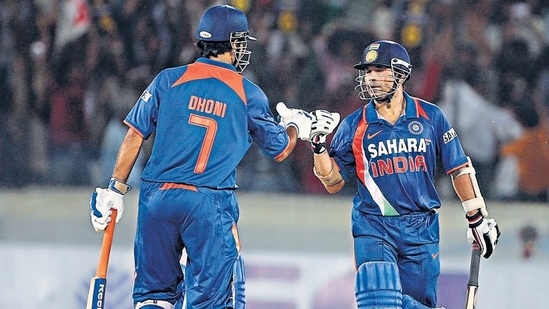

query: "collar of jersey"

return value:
[195, 57, 238, 72]
[366, 92, 418, 123]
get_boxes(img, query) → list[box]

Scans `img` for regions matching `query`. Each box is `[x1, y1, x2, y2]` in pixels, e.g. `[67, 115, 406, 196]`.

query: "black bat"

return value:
[86, 209, 117, 309]
[464, 243, 482, 309]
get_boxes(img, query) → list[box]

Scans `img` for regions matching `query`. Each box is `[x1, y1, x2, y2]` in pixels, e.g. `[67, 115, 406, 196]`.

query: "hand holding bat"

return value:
[86, 209, 117, 309]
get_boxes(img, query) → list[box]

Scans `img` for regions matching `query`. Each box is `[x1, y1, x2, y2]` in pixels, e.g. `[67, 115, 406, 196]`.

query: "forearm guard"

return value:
[313, 158, 343, 188]
[450, 157, 487, 217]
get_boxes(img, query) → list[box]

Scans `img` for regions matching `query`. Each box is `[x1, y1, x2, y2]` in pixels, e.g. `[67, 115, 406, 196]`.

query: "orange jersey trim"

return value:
[171, 62, 247, 104]
[160, 183, 198, 191]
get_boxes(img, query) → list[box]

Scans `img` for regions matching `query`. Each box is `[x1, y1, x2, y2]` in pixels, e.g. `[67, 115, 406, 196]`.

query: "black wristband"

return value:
[312, 141, 327, 154]
[466, 210, 483, 227]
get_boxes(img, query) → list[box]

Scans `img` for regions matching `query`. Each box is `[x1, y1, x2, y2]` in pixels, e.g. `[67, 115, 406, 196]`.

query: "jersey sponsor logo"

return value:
[366, 137, 430, 178]
[140, 89, 152, 102]
[188, 95, 227, 117]
[443, 128, 457, 144]
[369, 155, 427, 177]
[367, 138, 429, 159]
[367, 129, 384, 139]
[408, 121, 424, 135]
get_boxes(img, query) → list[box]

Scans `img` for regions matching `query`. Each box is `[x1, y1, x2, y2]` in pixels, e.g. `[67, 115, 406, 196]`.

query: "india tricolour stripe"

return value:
[360, 153, 399, 216]
[353, 108, 399, 216]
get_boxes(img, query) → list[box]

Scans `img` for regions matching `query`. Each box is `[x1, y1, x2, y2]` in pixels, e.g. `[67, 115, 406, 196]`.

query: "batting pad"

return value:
[233, 255, 246, 309]
[355, 261, 403, 309]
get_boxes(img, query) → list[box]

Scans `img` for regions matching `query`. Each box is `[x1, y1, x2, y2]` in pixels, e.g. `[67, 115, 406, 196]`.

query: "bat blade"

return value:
[86, 209, 117, 309]
[464, 244, 482, 309]
[86, 277, 107, 309]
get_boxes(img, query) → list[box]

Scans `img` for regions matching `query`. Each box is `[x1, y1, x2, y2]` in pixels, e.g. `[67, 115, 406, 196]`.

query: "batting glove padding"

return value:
[466, 211, 500, 259]
[90, 179, 131, 232]
[310, 109, 340, 139]
[276, 102, 314, 141]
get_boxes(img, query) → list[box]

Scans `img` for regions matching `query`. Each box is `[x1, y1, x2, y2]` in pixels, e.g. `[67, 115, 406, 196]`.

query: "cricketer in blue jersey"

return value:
[88, 5, 318, 309]
[310, 40, 500, 309]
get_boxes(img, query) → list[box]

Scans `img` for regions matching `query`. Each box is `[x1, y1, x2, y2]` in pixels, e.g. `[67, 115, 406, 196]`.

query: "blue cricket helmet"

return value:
[353, 40, 412, 74]
[196, 5, 256, 42]
[353, 40, 413, 101]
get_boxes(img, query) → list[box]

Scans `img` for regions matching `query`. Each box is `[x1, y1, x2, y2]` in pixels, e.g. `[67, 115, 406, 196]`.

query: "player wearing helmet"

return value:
[310, 40, 500, 309]
[87, 4, 319, 309]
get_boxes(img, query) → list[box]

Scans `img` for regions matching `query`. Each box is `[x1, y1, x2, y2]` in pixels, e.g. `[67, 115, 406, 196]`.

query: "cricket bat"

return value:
[464, 243, 482, 309]
[86, 209, 117, 309]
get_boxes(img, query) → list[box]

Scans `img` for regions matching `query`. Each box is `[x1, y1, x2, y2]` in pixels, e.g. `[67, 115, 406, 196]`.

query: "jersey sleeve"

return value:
[434, 107, 468, 173]
[123, 72, 168, 139]
[245, 81, 290, 159]
[329, 112, 360, 183]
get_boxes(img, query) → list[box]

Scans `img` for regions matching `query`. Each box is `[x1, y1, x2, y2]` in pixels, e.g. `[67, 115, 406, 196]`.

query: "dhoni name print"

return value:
[188, 95, 227, 118]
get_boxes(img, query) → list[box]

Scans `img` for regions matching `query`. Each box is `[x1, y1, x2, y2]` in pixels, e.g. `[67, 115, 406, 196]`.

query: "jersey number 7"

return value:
[189, 113, 217, 174]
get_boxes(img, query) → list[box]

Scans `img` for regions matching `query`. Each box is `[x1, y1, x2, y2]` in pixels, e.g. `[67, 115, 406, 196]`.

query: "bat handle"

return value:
[464, 243, 482, 309]
[96, 209, 117, 278]
[468, 244, 481, 287]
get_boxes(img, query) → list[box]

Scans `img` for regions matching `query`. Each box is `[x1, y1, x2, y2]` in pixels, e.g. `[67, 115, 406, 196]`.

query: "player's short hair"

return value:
[196, 41, 232, 58]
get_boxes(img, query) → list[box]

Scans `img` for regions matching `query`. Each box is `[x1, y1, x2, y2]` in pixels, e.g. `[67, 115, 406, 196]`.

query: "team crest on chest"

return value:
[408, 121, 423, 135]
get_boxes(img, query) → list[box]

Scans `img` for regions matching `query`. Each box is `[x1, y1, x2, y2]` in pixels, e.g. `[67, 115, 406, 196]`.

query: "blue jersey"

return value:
[329, 92, 468, 215]
[124, 57, 290, 189]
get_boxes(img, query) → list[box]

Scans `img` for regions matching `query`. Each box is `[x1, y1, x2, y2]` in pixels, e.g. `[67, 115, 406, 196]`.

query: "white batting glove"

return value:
[466, 211, 501, 259]
[310, 109, 340, 139]
[309, 109, 340, 154]
[276, 102, 314, 141]
[89, 179, 131, 232]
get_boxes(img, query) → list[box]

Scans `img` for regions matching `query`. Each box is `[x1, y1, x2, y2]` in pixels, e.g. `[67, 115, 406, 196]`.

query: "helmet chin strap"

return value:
[373, 79, 399, 103]
[375, 95, 391, 104]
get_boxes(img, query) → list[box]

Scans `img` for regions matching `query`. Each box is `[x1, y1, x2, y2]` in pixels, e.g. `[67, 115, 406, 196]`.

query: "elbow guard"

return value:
[450, 157, 488, 217]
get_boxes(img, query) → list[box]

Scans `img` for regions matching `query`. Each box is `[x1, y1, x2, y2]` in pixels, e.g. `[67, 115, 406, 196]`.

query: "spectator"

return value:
[44, 38, 94, 186]
[95, 67, 149, 188]
[499, 100, 549, 201]
[0, 0, 40, 187]
[437, 63, 522, 199]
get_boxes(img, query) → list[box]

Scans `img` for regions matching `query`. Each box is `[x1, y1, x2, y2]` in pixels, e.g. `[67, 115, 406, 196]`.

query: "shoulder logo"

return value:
[442, 128, 458, 144]
[140, 89, 152, 102]
[367, 129, 384, 139]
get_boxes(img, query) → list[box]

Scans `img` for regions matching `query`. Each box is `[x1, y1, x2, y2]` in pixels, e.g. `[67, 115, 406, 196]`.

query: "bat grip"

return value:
[96, 209, 117, 278]
[468, 243, 482, 287]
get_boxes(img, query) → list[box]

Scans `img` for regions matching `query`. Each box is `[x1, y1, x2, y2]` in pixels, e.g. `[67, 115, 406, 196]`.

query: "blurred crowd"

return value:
[2, 0, 549, 201]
